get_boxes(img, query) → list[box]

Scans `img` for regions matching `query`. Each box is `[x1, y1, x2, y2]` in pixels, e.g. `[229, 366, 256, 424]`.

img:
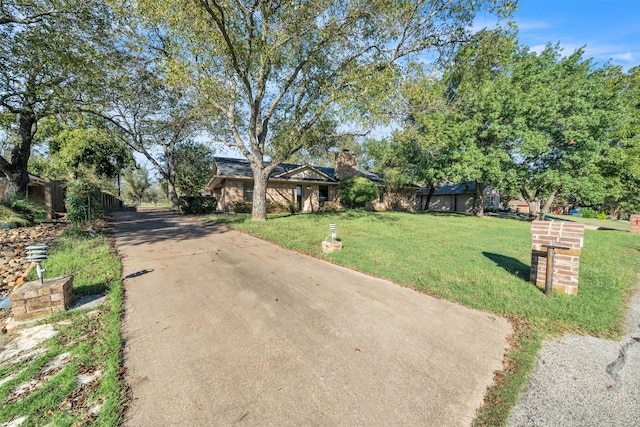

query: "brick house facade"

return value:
[205, 151, 419, 213]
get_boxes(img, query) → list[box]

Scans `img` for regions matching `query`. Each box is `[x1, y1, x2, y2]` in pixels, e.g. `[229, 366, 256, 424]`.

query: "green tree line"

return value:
[370, 30, 640, 218]
[2, 1, 638, 219]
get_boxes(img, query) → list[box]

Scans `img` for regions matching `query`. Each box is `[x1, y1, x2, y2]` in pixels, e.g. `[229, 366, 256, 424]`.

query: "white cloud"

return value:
[610, 52, 636, 61]
[517, 21, 551, 31]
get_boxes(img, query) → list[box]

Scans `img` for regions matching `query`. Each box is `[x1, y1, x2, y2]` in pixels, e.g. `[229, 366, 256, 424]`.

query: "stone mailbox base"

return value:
[10, 276, 74, 321]
[322, 241, 343, 254]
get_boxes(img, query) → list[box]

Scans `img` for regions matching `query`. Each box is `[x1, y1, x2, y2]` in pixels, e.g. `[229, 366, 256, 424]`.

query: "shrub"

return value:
[319, 201, 341, 213]
[233, 200, 252, 213]
[0, 204, 31, 227]
[178, 196, 217, 214]
[266, 200, 289, 214]
[65, 181, 103, 225]
[4, 195, 48, 222]
[596, 211, 608, 220]
[580, 207, 596, 218]
[338, 176, 379, 209]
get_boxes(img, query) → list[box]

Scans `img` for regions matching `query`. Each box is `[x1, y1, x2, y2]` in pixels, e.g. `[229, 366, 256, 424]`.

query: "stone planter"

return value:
[322, 240, 343, 254]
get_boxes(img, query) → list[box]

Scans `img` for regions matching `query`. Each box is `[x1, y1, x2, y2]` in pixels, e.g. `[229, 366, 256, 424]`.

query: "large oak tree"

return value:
[130, 0, 515, 220]
[0, 0, 114, 198]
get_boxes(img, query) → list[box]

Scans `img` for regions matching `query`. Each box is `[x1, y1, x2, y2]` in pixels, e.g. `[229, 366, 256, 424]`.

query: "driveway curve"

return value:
[114, 209, 511, 426]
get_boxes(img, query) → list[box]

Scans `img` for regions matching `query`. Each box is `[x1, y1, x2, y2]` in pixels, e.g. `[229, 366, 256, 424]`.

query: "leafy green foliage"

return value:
[122, 168, 151, 205]
[338, 176, 379, 209]
[178, 196, 217, 214]
[129, 0, 514, 220]
[391, 33, 628, 218]
[64, 181, 103, 225]
[580, 208, 596, 218]
[0, 204, 31, 227]
[592, 66, 640, 218]
[2, 195, 48, 223]
[29, 115, 132, 181]
[173, 141, 215, 196]
[233, 200, 253, 214]
[0, 0, 118, 197]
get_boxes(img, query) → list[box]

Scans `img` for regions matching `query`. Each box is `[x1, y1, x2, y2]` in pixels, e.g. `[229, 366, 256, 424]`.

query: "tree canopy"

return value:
[0, 0, 115, 197]
[382, 32, 632, 217]
[129, 0, 515, 219]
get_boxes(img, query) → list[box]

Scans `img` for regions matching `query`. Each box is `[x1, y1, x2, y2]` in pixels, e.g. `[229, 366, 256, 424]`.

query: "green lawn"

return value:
[0, 231, 125, 426]
[208, 211, 640, 425]
[546, 214, 630, 231]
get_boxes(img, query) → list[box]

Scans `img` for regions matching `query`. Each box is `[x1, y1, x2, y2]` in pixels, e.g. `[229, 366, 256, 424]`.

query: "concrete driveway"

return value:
[114, 210, 512, 426]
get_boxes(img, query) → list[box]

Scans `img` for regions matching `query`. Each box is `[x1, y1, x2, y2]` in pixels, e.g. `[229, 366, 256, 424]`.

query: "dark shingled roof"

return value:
[214, 157, 385, 185]
[417, 182, 488, 196]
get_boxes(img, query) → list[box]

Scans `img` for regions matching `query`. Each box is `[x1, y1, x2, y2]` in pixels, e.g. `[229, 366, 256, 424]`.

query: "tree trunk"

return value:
[424, 184, 436, 211]
[539, 190, 557, 220]
[520, 188, 540, 220]
[165, 157, 180, 210]
[166, 179, 180, 211]
[2, 168, 30, 199]
[473, 180, 484, 217]
[608, 205, 621, 220]
[0, 112, 37, 199]
[251, 169, 269, 221]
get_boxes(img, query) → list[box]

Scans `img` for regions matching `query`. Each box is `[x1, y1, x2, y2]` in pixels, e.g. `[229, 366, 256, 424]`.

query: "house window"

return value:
[319, 185, 329, 204]
[243, 182, 254, 201]
[485, 194, 495, 208]
[379, 188, 385, 203]
[406, 191, 412, 202]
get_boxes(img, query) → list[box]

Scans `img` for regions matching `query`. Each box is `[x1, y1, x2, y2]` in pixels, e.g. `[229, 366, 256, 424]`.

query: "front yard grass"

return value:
[208, 211, 640, 426]
[0, 231, 125, 426]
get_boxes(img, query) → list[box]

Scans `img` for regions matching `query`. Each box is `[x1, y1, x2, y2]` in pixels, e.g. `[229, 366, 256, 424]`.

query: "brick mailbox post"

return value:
[530, 221, 585, 295]
[630, 214, 640, 233]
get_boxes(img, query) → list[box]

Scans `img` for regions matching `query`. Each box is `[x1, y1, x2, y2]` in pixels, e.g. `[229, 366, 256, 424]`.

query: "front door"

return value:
[296, 185, 302, 212]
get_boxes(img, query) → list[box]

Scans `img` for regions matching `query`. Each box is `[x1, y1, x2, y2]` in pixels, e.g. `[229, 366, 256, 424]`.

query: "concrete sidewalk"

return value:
[114, 210, 512, 426]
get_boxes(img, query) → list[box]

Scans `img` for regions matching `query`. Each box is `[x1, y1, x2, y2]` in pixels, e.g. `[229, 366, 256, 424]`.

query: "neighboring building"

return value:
[205, 150, 419, 213]
[507, 198, 533, 213]
[0, 172, 48, 204]
[417, 182, 500, 213]
[1, 173, 121, 217]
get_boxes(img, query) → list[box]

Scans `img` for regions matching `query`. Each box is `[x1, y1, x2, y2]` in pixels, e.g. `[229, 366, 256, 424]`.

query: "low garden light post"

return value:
[26, 244, 48, 284]
[322, 223, 342, 253]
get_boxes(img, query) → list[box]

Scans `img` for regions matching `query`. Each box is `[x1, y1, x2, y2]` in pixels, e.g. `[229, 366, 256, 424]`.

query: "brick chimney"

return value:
[335, 149, 357, 181]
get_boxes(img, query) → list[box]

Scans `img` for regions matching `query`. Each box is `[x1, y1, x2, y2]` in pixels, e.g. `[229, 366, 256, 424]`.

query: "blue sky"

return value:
[487, 0, 640, 70]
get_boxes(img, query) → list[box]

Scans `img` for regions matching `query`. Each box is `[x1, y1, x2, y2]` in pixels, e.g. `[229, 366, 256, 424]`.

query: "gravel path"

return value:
[508, 281, 640, 427]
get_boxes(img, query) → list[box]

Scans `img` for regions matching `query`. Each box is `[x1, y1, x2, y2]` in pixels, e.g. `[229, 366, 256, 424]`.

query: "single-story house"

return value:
[417, 182, 500, 213]
[205, 150, 419, 213]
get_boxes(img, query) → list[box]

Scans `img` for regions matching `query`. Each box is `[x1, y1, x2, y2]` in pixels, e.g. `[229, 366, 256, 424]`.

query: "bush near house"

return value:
[338, 176, 379, 209]
[65, 181, 103, 226]
[178, 196, 217, 214]
[233, 200, 253, 213]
